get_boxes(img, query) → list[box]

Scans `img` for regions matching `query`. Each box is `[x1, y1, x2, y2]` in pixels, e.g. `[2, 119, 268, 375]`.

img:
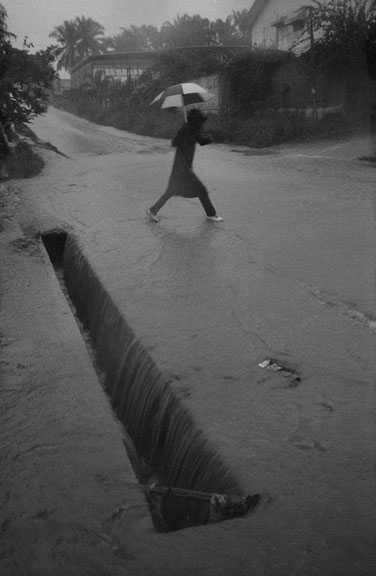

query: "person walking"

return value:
[147, 108, 223, 222]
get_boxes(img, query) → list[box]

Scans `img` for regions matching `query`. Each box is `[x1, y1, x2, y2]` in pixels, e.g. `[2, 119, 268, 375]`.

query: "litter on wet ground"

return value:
[258, 359, 301, 383]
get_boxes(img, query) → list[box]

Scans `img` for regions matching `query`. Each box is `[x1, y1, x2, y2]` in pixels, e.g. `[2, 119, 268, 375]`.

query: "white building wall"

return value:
[251, 0, 373, 52]
[251, 0, 313, 50]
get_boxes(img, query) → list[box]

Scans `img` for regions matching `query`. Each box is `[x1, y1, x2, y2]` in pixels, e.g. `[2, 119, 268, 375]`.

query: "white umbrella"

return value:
[151, 82, 213, 121]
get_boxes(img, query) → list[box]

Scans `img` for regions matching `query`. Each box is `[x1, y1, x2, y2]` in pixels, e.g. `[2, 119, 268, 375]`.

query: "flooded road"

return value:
[3, 106, 375, 575]
[31, 106, 376, 318]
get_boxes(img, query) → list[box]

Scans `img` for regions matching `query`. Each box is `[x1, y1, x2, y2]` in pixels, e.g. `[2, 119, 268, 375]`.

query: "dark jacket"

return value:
[167, 119, 212, 198]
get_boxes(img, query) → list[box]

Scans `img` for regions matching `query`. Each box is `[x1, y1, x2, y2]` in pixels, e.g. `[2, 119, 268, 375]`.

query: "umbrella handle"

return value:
[183, 106, 187, 123]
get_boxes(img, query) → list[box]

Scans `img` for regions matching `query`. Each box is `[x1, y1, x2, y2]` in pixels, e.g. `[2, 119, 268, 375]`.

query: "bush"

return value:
[52, 87, 359, 148]
[222, 49, 296, 117]
[205, 111, 313, 147]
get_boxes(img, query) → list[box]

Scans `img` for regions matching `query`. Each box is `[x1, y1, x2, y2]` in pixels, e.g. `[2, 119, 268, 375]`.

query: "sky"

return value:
[5, 0, 254, 51]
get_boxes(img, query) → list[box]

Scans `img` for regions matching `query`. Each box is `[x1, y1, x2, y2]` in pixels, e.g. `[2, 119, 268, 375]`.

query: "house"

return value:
[247, 0, 375, 120]
[70, 52, 159, 90]
[248, 0, 312, 52]
[248, 0, 375, 53]
[70, 46, 246, 90]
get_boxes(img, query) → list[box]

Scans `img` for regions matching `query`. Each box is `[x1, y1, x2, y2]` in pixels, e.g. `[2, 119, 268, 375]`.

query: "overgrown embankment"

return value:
[52, 48, 369, 148]
[52, 46, 370, 148]
[52, 89, 355, 149]
[3, 127, 46, 179]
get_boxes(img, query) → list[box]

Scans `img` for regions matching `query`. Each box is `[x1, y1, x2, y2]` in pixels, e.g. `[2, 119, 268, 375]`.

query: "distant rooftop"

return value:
[71, 46, 250, 74]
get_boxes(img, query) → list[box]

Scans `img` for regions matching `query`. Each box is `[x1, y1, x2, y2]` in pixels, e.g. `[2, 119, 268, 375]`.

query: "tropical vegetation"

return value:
[49, 10, 252, 73]
[49, 16, 105, 72]
[51, 1, 376, 147]
[301, 0, 376, 72]
[0, 4, 58, 124]
[2, 0, 376, 144]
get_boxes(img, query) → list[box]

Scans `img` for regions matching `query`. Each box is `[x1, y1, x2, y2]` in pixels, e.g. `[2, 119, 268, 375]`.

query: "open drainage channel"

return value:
[41, 230, 260, 533]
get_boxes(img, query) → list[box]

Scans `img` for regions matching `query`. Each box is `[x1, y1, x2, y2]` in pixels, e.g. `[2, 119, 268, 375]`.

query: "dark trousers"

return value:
[150, 189, 217, 217]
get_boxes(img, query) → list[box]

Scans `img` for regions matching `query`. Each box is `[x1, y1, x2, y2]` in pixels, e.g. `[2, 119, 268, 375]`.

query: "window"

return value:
[292, 19, 305, 32]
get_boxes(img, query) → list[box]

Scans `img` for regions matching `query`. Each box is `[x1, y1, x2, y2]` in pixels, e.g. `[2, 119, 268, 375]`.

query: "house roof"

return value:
[271, 8, 307, 28]
[71, 46, 248, 74]
[248, 0, 269, 26]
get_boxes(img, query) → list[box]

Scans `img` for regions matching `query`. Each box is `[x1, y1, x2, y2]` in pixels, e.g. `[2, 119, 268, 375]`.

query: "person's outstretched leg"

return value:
[147, 190, 172, 221]
[198, 191, 223, 221]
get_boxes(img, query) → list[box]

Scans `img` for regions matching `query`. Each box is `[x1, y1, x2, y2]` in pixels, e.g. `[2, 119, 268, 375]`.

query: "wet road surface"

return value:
[3, 106, 375, 575]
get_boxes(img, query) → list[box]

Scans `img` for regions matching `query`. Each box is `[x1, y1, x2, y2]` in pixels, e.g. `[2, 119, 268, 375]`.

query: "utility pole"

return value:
[307, 6, 318, 121]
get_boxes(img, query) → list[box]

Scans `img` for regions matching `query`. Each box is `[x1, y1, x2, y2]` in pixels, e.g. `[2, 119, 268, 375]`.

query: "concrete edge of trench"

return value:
[0, 214, 159, 575]
[1, 187, 272, 576]
[1, 190, 280, 576]
[0, 209, 310, 576]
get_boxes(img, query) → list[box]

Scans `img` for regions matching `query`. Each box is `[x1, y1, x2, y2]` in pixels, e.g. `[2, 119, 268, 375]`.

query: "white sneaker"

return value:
[146, 209, 159, 222]
[206, 215, 223, 222]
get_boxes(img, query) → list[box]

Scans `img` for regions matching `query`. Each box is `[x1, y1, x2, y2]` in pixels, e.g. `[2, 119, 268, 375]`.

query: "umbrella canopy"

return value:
[150, 82, 213, 110]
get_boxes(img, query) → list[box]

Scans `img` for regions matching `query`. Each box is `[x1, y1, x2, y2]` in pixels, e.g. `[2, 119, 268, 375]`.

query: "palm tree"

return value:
[50, 16, 104, 72]
[49, 20, 80, 72]
[75, 16, 104, 60]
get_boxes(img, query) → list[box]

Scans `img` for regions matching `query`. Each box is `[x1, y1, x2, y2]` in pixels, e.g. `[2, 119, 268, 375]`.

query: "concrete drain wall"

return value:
[41, 231, 258, 532]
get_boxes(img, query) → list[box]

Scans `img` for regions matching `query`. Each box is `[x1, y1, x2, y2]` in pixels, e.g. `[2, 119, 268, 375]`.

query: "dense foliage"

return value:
[103, 11, 252, 53]
[0, 5, 59, 124]
[49, 10, 252, 73]
[53, 1, 376, 149]
[223, 49, 296, 116]
[153, 46, 243, 85]
[303, 0, 376, 74]
[50, 16, 104, 72]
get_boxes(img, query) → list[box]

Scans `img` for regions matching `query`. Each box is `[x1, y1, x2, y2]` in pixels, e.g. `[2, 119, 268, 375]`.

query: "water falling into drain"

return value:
[41, 231, 260, 532]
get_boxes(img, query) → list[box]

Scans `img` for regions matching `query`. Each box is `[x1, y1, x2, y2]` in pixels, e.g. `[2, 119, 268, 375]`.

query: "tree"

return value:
[0, 2, 14, 44]
[100, 11, 249, 53]
[50, 16, 104, 72]
[161, 14, 215, 48]
[140, 24, 163, 50]
[0, 43, 59, 123]
[0, 4, 58, 123]
[109, 24, 162, 52]
[224, 48, 294, 116]
[49, 20, 80, 72]
[294, 0, 376, 123]
[75, 16, 104, 60]
[209, 17, 238, 46]
[155, 45, 238, 86]
[304, 0, 376, 73]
